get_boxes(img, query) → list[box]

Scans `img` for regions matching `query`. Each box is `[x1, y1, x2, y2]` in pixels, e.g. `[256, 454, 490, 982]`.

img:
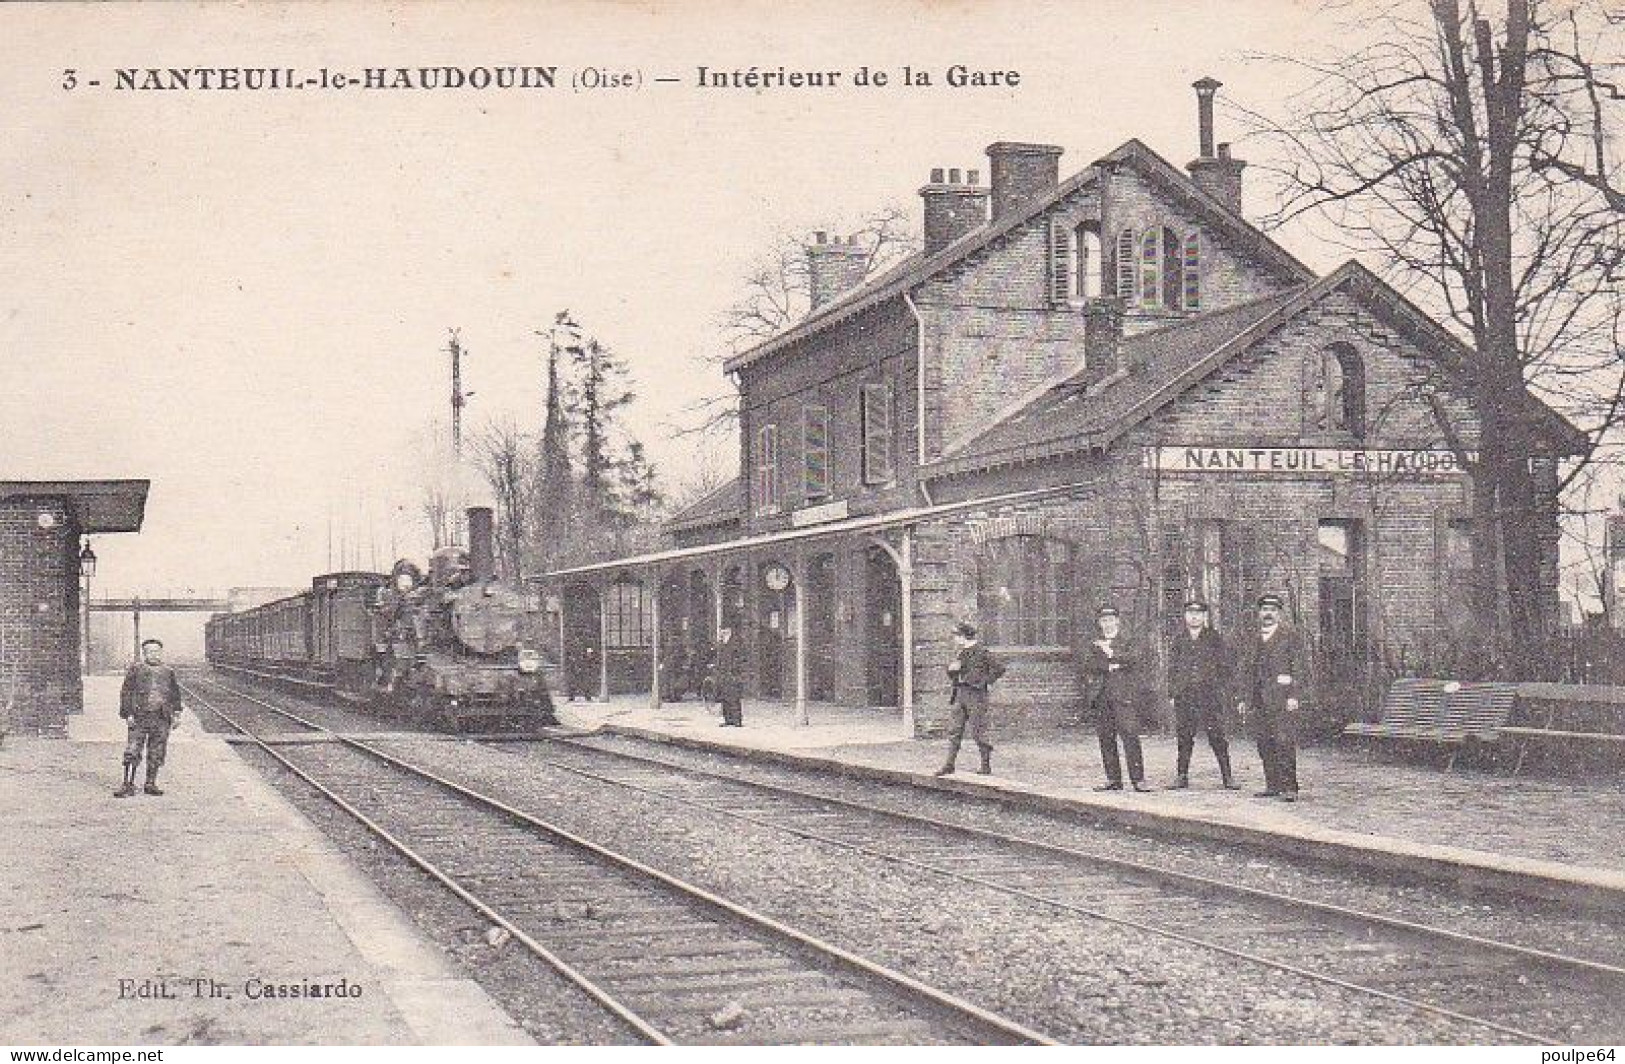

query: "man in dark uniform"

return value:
[566, 639, 599, 701]
[116, 638, 183, 797]
[1080, 606, 1149, 792]
[713, 624, 745, 727]
[1236, 593, 1306, 802]
[1167, 599, 1238, 790]
[935, 622, 1005, 776]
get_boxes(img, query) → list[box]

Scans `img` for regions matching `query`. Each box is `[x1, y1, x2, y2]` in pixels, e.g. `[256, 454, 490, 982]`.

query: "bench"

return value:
[1346, 678, 1625, 773]
[1501, 682, 1625, 773]
[1343, 678, 1518, 770]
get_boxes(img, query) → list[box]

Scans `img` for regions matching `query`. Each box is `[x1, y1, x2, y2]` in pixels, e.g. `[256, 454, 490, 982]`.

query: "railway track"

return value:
[506, 733, 1625, 1045]
[181, 677, 1053, 1046]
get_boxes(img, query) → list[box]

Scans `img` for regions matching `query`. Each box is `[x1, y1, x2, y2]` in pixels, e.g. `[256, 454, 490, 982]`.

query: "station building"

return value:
[0, 480, 148, 735]
[534, 81, 1582, 736]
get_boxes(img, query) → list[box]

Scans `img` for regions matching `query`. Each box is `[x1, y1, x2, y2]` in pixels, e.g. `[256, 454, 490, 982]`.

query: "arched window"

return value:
[1161, 228, 1183, 310]
[1139, 229, 1162, 309]
[1320, 343, 1366, 435]
[1115, 228, 1136, 301]
[1074, 226, 1102, 299]
[1182, 233, 1202, 310]
[976, 535, 1076, 647]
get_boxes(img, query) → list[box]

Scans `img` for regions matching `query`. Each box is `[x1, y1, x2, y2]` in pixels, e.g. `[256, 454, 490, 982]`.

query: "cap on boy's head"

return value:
[1257, 594, 1284, 609]
[1097, 606, 1119, 619]
[954, 622, 978, 639]
[141, 638, 164, 649]
[1183, 599, 1210, 613]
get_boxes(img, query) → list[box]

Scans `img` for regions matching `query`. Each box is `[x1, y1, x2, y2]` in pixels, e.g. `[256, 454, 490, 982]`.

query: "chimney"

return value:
[919, 167, 989, 254]
[466, 506, 495, 583]
[1082, 297, 1126, 387]
[806, 231, 870, 310]
[1186, 77, 1247, 214]
[986, 142, 1064, 220]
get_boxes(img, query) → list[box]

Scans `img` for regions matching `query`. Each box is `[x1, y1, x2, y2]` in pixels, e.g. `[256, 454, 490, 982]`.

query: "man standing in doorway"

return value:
[713, 624, 745, 727]
[1081, 606, 1150, 792]
[1236, 594, 1305, 802]
[116, 638, 183, 797]
[1167, 600, 1238, 790]
[935, 622, 1005, 776]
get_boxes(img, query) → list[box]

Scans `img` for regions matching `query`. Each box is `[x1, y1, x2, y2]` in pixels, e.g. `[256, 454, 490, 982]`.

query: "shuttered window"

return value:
[1048, 217, 1071, 305]
[1182, 232, 1202, 310]
[755, 423, 779, 514]
[860, 383, 894, 486]
[803, 405, 830, 500]
[1077, 227, 1102, 299]
[1115, 228, 1136, 300]
[1139, 229, 1162, 308]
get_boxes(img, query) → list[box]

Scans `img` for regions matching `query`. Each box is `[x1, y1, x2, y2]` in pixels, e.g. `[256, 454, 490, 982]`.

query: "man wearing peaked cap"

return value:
[936, 622, 1006, 777]
[1166, 599, 1238, 790]
[1236, 593, 1306, 802]
[1078, 605, 1150, 792]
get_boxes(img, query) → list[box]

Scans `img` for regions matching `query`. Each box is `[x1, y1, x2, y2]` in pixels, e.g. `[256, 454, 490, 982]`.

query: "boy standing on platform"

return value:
[936, 622, 1005, 777]
[116, 638, 183, 797]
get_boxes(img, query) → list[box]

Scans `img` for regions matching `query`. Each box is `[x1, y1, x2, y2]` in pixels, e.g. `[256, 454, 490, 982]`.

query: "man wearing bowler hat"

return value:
[1235, 593, 1305, 801]
[1079, 605, 1150, 792]
[1167, 599, 1238, 790]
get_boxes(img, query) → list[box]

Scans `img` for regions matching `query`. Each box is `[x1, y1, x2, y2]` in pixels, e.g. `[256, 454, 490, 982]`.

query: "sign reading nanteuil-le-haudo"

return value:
[1146, 446, 1472, 476]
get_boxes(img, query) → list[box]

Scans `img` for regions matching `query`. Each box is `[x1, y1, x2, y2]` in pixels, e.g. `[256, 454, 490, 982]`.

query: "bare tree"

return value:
[470, 418, 535, 582]
[1246, 0, 1625, 665]
[409, 419, 460, 549]
[682, 204, 921, 437]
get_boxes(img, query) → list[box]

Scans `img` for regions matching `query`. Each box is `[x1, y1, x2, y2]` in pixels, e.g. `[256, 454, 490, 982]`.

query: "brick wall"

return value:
[1100, 163, 1298, 334]
[907, 283, 1498, 735]
[737, 301, 921, 531]
[0, 499, 82, 735]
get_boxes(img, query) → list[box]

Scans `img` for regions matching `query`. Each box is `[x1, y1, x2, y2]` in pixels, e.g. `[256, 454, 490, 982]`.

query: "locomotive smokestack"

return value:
[467, 506, 496, 583]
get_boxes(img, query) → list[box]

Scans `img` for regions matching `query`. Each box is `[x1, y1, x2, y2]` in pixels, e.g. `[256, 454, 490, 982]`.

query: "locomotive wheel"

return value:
[436, 697, 464, 733]
[407, 688, 438, 728]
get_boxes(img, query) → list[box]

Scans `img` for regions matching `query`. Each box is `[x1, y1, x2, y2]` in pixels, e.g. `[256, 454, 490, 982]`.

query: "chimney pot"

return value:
[467, 506, 496, 583]
[1186, 81, 1246, 214]
[1193, 76, 1222, 159]
[919, 164, 991, 253]
[967, 169, 980, 185]
[985, 141, 1064, 220]
[807, 231, 871, 309]
[813, 230, 827, 244]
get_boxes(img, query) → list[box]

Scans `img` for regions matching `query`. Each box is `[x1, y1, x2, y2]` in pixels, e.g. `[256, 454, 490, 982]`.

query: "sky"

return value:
[2, 0, 1346, 596]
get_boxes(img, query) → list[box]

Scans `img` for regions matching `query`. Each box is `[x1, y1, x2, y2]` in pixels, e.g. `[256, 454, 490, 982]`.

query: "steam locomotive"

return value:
[204, 506, 558, 731]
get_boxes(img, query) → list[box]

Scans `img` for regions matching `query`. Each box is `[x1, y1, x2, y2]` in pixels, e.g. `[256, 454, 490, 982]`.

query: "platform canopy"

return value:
[0, 479, 150, 532]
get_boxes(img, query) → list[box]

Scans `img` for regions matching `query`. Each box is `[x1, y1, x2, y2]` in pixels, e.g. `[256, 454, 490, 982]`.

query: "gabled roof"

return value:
[723, 139, 1315, 375]
[664, 477, 742, 534]
[926, 260, 1586, 480]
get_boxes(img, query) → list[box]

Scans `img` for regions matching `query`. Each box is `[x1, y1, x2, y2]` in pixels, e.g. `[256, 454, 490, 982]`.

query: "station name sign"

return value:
[1146, 446, 1472, 477]
[791, 498, 850, 528]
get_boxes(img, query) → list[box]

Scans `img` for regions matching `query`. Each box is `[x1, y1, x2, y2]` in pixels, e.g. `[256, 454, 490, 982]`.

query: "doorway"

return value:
[865, 546, 903, 708]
